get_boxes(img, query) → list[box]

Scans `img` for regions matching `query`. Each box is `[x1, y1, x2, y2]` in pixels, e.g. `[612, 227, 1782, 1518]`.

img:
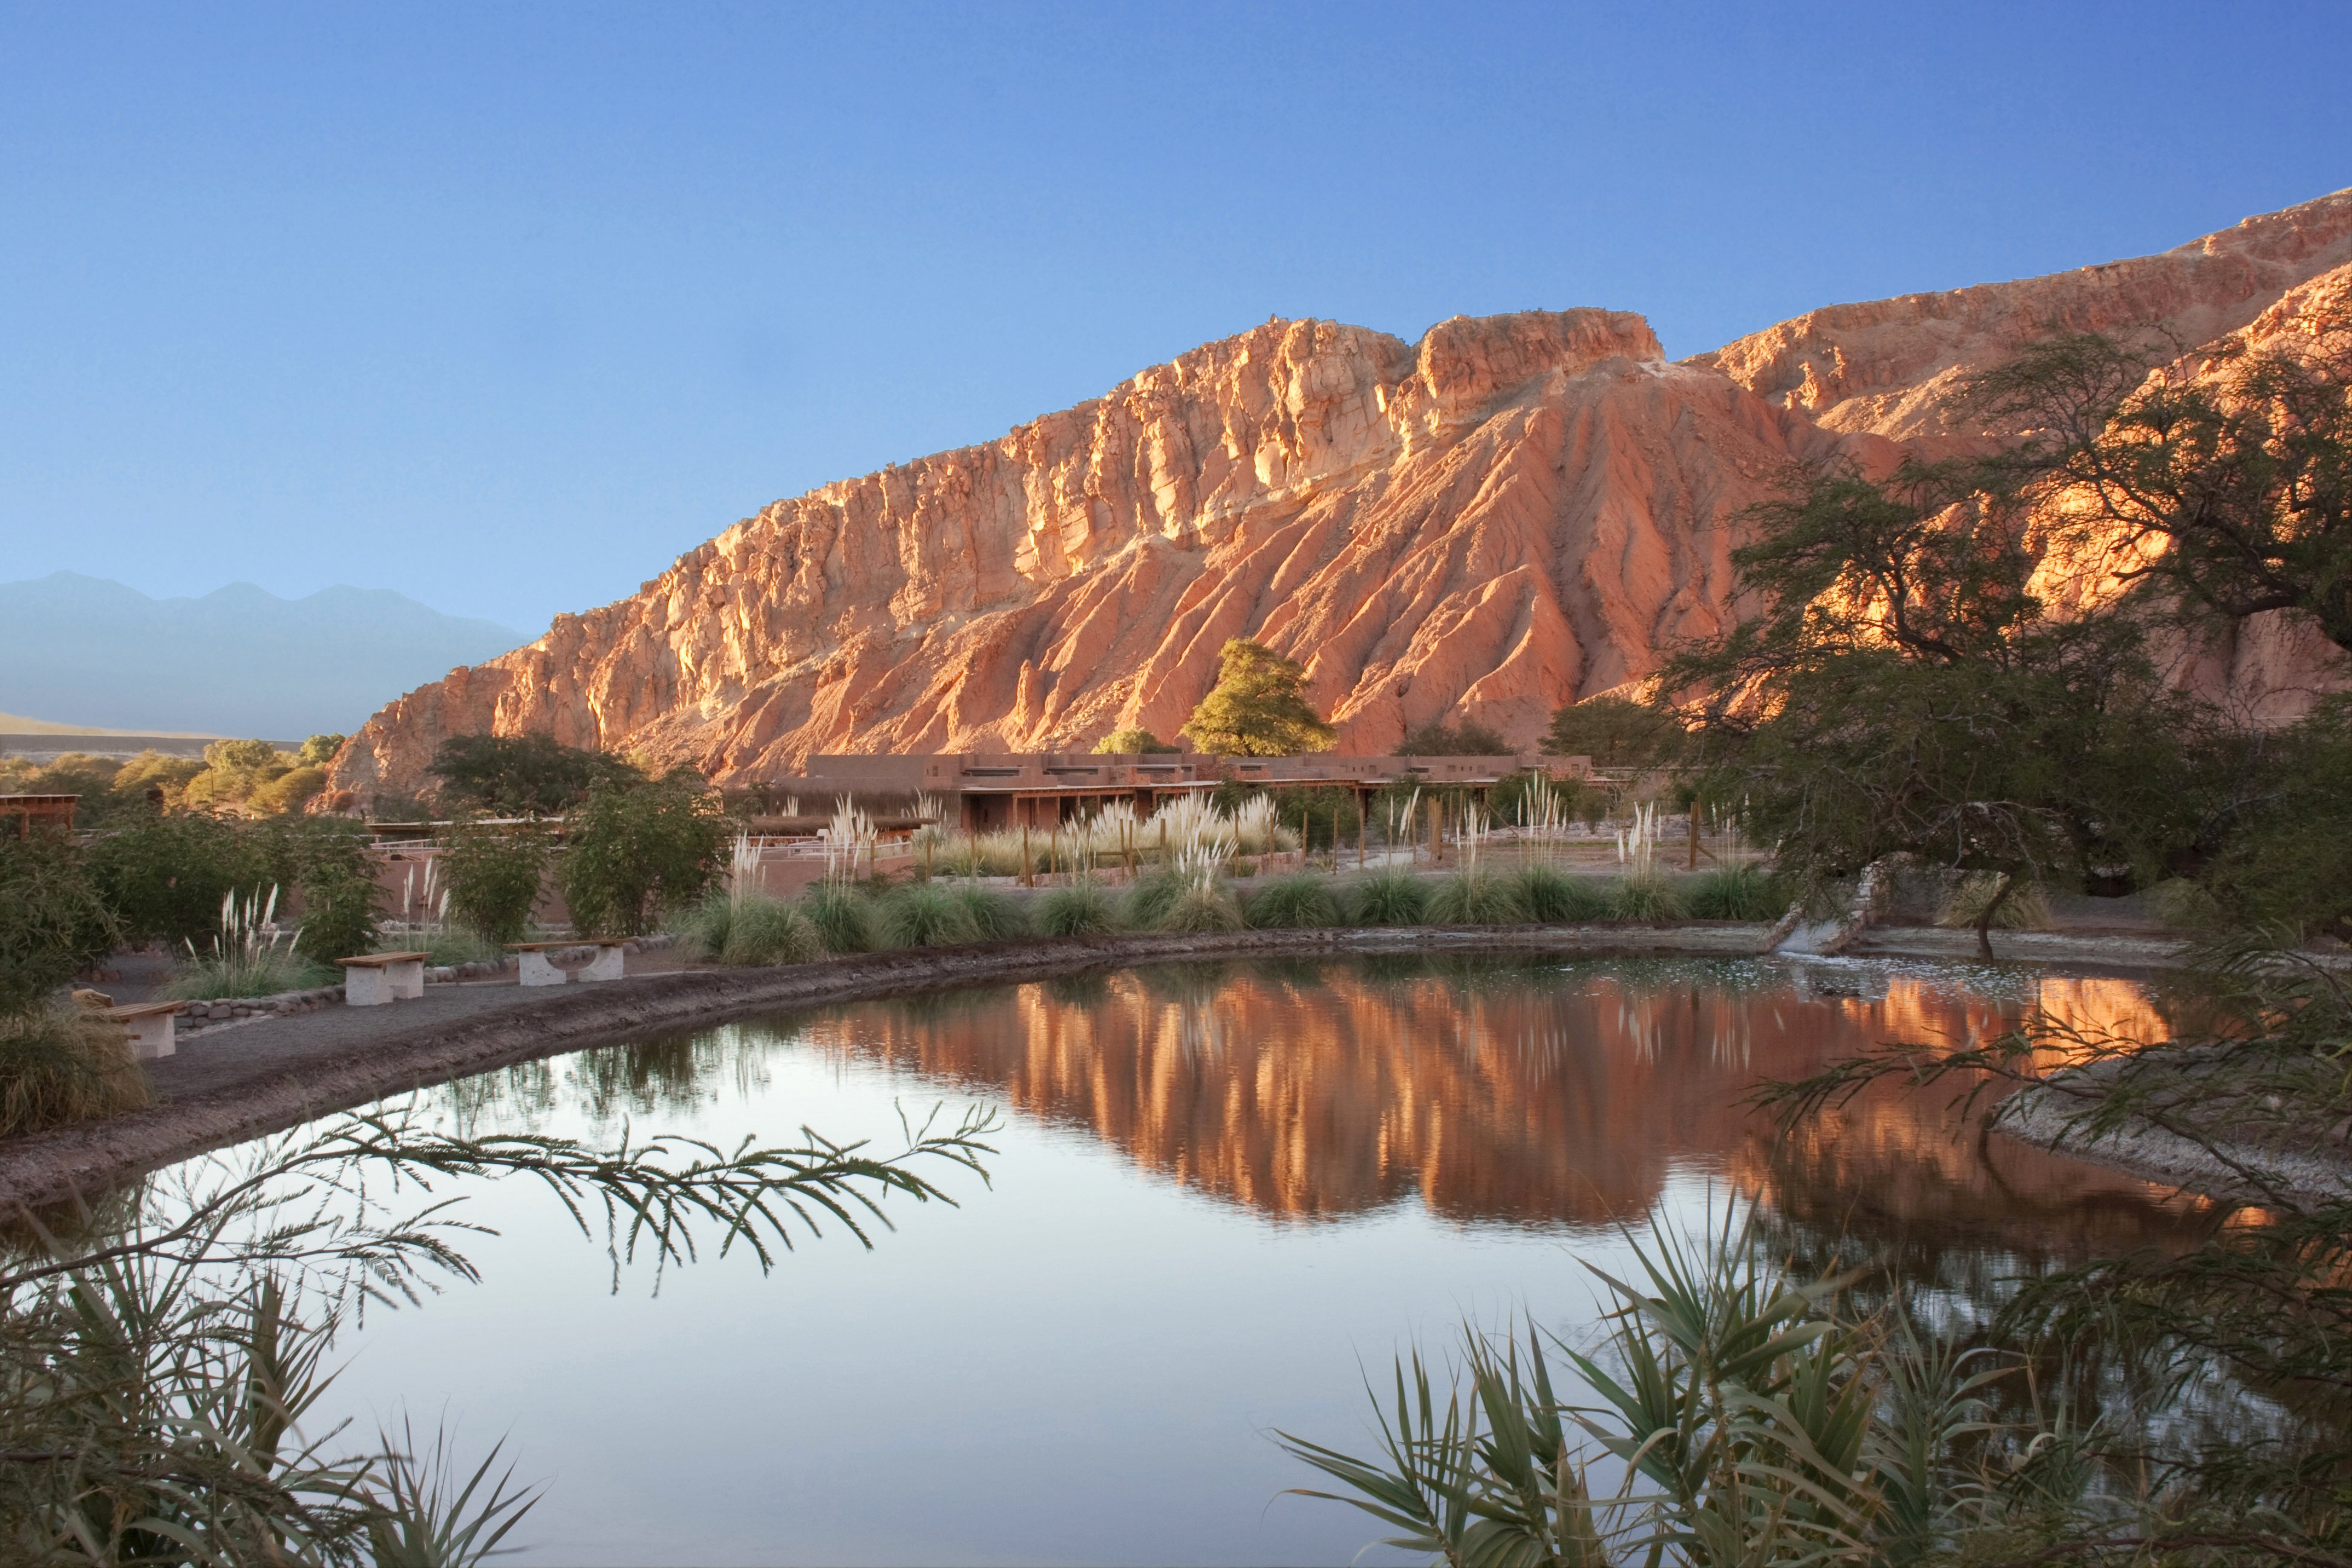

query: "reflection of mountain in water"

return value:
[787, 959, 2205, 1256]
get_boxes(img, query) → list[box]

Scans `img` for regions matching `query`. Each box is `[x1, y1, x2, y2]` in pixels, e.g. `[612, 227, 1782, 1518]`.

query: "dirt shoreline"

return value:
[0, 922, 2214, 1210]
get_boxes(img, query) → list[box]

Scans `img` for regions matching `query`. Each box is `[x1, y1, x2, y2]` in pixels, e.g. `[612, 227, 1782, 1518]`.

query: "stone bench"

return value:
[102, 1001, 181, 1061]
[336, 951, 430, 1007]
[507, 939, 629, 987]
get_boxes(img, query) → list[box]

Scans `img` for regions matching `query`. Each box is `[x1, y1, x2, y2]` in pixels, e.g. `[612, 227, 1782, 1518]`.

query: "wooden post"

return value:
[1357, 799, 1367, 869]
[1021, 823, 1032, 887]
[1688, 803, 1702, 871]
[1426, 797, 1443, 866]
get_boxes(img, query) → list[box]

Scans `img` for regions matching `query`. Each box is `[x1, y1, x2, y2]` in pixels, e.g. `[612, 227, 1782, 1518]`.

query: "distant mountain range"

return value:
[0, 573, 524, 740]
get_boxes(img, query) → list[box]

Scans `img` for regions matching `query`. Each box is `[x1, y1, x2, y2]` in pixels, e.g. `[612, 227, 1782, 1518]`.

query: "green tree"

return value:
[1091, 728, 1178, 754]
[1968, 315, 2352, 655]
[442, 823, 552, 946]
[88, 811, 275, 947]
[1396, 718, 1508, 755]
[1179, 640, 1336, 757]
[0, 835, 118, 1013]
[428, 733, 637, 816]
[1540, 693, 1684, 769]
[296, 733, 345, 766]
[558, 769, 728, 936]
[1664, 462, 2198, 955]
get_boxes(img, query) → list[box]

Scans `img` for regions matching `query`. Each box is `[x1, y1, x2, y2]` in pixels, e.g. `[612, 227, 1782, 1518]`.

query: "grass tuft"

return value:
[1035, 882, 1119, 938]
[1608, 874, 1687, 923]
[877, 882, 984, 949]
[1160, 885, 1244, 933]
[1511, 864, 1611, 923]
[0, 1004, 152, 1138]
[1683, 863, 1789, 922]
[1347, 869, 1429, 926]
[1244, 874, 1343, 929]
[799, 882, 878, 955]
[1121, 872, 1189, 931]
[1425, 868, 1530, 926]
[721, 896, 822, 965]
[944, 883, 1030, 941]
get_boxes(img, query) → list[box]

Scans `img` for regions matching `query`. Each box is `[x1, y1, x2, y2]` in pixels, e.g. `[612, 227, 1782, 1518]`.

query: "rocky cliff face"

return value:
[332, 191, 2352, 803]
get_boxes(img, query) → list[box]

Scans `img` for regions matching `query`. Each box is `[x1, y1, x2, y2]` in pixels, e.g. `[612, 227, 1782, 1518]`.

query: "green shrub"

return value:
[720, 895, 820, 966]
[1244, 874, 1342, 929]
[557, 770, 728, 936]
[1425, 868, 1529, 925]
[877, 883, 983, 949]
[1035, 882, 1119, 937]
[1347, 868, 1429, 926]
[1121, 871, 1189, 931]
[0, 1004, 151, 1137]
[1608, 873, 1687, 923]
[282, 819, 381, 962]
[88, 811, 271, 947]
[1683, 863, 1790, 921]
[441, 825, 551, 947]
[0, 835, 119, 1013]
[800, 882, 878, 955]
[1511, 863, 1610, 923]
[945, 883, 1029, 940]
[1160, 885, 1243, 933]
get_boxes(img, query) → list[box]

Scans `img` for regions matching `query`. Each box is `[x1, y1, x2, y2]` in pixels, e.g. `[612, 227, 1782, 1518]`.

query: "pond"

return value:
[296, 954, 2199, 1566]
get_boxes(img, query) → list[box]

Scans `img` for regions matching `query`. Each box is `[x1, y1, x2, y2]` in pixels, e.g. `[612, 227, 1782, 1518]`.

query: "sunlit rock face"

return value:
[789, 964, 2201, 1257]
[328, 193, 2352, 803]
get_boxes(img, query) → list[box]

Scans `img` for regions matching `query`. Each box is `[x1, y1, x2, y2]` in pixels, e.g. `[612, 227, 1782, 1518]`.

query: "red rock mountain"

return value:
[330, 191, 2352, 803]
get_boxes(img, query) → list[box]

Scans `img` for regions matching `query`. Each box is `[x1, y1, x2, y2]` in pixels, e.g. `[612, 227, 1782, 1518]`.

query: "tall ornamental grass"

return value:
[0, 1004, 152, 1138]
[1425, 867, 1529, 926]
[944, 883, 1029, 940]
[799, 883, 877, 955]
[163, 887, 335, 1000]
[1348, 868, 1429, 926]
[1035, 881, 1119, 938]
[1244, 874, 1343, 929]
[1684, 862, 1790, 921]
[1511, 863, 1611, 923]
[877, 883, 982, 949]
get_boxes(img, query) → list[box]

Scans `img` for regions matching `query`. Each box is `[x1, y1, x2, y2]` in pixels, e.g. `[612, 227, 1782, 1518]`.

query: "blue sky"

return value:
[2, 2, 2346, 635]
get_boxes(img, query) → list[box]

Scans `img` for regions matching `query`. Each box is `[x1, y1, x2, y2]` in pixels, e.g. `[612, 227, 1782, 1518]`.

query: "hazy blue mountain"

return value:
[0, 573, 525, 739]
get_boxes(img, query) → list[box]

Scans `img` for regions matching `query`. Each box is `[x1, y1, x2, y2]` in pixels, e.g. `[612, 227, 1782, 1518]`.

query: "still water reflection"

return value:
[323, 956, 2202, 1566]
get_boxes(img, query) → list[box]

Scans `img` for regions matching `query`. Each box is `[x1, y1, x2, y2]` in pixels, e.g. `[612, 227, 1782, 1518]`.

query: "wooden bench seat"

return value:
[102, 1001, 180, 1061]
[506, 939, 628, 986]
[336, 950, 430, 1006]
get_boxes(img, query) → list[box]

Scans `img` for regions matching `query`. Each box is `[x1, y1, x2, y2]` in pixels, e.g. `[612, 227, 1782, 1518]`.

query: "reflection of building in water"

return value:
[795, 961, 2204, 1254]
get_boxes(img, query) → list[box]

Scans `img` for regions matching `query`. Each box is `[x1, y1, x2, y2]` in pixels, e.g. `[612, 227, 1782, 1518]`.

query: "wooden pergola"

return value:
[0, 794, 77, 838]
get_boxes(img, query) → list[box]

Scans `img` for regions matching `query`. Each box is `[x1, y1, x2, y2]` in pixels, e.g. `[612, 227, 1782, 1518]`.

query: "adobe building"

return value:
[776, 753, 1590, 834]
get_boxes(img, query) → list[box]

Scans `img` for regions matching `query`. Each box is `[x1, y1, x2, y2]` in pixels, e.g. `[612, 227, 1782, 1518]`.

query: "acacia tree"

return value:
[1968, 312, 2352, 653]
[1180, 639, 1336, 757]
[1664, 462, 2201, 955]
